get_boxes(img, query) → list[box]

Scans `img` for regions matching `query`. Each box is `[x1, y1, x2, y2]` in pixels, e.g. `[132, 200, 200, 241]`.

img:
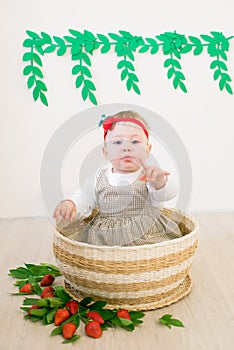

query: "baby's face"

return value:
[103, 123, 151, 173]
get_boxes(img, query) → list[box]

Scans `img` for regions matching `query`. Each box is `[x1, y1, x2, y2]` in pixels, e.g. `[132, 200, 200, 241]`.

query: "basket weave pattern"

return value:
[53, 208, 198, 310]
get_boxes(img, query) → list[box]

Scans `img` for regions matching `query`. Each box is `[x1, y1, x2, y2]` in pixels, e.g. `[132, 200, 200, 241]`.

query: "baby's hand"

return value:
[137, 158, 170, 190]
[53, 200, 76, 221]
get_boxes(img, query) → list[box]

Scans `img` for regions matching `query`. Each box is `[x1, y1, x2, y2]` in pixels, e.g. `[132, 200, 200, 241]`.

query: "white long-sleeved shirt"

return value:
[68, 165, 177, 219]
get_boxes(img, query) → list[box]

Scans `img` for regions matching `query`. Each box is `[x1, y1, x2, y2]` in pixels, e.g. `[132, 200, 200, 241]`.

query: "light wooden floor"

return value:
[1, 213, 234, 350]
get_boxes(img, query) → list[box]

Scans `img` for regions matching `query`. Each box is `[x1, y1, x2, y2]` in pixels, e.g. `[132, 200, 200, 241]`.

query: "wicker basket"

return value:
[53, 208, 198, 311]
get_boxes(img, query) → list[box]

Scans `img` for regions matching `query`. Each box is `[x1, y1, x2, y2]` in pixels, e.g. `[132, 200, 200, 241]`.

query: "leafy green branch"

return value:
[23, 31, 49, 106]
[109, 31, 143, 95]
[200, 32, 233, 94]
[64, 30, 99, 105]
[22, 29, 234, 106]
[157, 31, 192, 93]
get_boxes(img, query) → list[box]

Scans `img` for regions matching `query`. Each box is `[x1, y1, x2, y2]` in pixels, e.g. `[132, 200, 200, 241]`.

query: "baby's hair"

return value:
[111, 110, 149, 131]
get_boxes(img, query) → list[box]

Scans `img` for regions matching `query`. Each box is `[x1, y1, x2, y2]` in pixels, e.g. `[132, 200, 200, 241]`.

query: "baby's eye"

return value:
[113, 140, 122, 145]
[132, 140, 140, 144]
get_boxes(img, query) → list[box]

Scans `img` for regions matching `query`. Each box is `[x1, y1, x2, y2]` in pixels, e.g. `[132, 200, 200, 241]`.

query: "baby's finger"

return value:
[139, 174, 147, 181]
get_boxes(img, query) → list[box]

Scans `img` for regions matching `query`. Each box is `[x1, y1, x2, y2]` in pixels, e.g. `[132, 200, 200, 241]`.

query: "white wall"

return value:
[1, 0, 234, 218]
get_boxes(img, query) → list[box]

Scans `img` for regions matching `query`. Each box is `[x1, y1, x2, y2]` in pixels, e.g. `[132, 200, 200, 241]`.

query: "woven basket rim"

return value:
[54, 208, 199, 251]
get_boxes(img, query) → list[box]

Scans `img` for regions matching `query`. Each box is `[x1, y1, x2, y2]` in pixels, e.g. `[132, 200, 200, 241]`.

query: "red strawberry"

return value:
[19, 283, 33, 293]
[86, 311, 104, 324]
[85, 320, 102, 338]
[41, 292, 54, 298]
[62, 322, 77, 339]
[54, 308, 70, 326]
[28, 304, 41, 316]
[40, 274, 55, 287]
[66, 301, 79, 315]
[117, 309, 131, 320]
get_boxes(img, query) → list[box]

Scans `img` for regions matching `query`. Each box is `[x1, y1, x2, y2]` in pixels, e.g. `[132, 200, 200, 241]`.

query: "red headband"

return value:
[103, 117, 149, 139]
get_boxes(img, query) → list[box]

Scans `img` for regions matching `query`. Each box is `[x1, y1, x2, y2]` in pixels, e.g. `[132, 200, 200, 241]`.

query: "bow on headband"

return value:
[101, 116, 149, 140]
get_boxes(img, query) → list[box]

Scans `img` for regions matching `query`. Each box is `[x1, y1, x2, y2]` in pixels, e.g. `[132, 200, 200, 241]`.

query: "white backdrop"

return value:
[0, 0, 234, 218]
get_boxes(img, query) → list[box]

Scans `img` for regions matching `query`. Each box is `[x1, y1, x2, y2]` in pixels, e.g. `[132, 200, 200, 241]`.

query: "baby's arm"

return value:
[53, 176, 96, 221]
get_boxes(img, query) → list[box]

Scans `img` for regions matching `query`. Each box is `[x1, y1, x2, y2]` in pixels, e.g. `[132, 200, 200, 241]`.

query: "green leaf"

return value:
[124, 61, 135, 71]
[89, 91, 98, 105]
[219, 78, 225, 91]
[108, 33, 123, 41]
[23, 39, 35, 47]
[101, 43, 111, 53]
[219, 50, 227, 61]
[129, 73, 139, 82]
[89, 301, 107, 310]
[200, 34, 213, 42]
[79, 297, 93, 306]
[188, 36, 202, 46]
[84, 41, 94, 53]
[26, 30, 40, 39]
[224, 82, 233, 94]
[167, 67, 174, 79]
[139, 45, 149, 53]
[36, 80, 47, 91]
[179, 80, 187, 93]
[27, 75, 35, 88]
[159, 314, 185, 329]
[72, 65, 82, 75]
[194, 45, 203, 55]
[51, 326, 62, 336]
[23, 65, 33, 76]
[180, 44, 192, 53]
[40, 92, 48, 106]
[71, 45, 82, 56]
[48, 297, 65, 308]
[84, 80, 96, 91]
[81, 85, 89, 100]
[173, 77, 179, 89]
[121, 69, 128, 81]
[46, 309, 57, 324]
[33, 86, 40, 101]
[97, 33, 109, 43]
[57, 46, 67, 56]
[75, 75, 83, 88]
[81, 66, 92, 77]
[82, 53, 91, 66]
[23, 52, 34, 61]
[163, 41, 171, 54]
[119, 30, 133, 39]
[9, 267, 31, 279]
[36, 298, 50, 307]
[30, 308, 48, 317]
[213, 69, 220, 80]
[129, 311, 145, 320]
[126, 50, 135, 61]
[32, 66, 44, 78]
[126, 78, 132, 91]
[44, 45, 56, 53]
[35, 46, 44, 56]
[68, 29, 83, 39]
[23, 298, 40, 305]
[84, 30, 96, 40]
[41, 32, 52, 44]
[53, 286, 71, 302]
[33, 53, 42, 66]
[62, 335, 81, 344]
[164, 58, 173, 67]
[117, 60, 126, 69]
[132, 83, 141, 95]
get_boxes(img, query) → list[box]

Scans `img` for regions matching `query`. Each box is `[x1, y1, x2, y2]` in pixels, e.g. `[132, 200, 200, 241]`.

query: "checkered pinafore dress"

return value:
[77, 169, 182, 246]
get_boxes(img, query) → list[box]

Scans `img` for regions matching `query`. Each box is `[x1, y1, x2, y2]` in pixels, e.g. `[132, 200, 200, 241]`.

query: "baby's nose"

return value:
[123, 142, 133, 152]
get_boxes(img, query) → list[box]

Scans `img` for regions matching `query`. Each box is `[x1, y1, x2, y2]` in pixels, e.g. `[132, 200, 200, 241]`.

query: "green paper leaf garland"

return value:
[22, 30, 234, 106]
